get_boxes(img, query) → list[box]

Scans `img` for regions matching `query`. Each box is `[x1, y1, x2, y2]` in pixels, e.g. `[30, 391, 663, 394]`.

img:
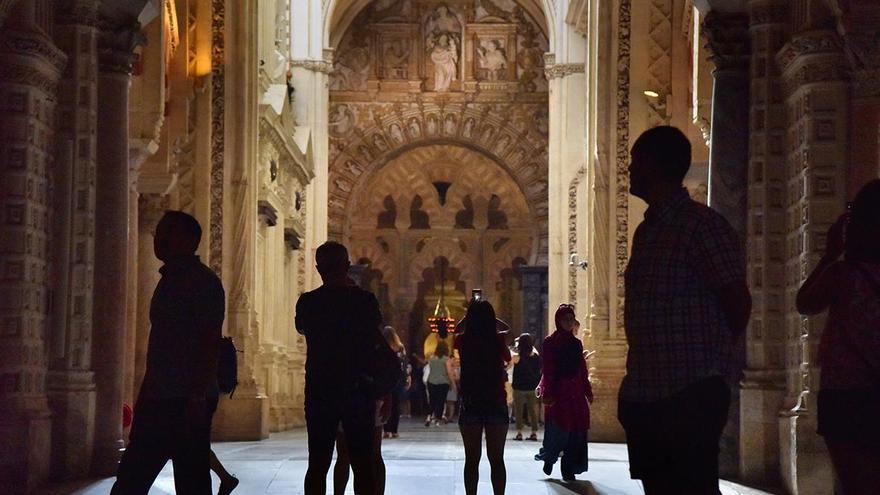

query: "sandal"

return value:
[514, 433, 523, 441]
[528, 433, 538, 441]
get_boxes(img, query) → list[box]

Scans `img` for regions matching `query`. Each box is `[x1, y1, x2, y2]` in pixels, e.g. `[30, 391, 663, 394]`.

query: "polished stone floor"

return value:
[44, 419, 776, 495]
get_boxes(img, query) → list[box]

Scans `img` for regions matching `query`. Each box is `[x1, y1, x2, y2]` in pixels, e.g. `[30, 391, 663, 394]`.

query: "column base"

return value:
[212, 393, 270, 441]
[587, 378, 625, 442]
[47, 370, 97, 479]
[779, 408, 833, 495]
[739, 383, 785, 485]
[0, 402, 52, 494]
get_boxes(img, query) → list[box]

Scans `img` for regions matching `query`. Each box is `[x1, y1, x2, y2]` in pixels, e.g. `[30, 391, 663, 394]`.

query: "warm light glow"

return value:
[644, 90, 660, 98]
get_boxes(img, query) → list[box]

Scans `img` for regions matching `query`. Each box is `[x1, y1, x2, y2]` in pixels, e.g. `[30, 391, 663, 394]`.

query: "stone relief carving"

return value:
[477, 39, 508, 80]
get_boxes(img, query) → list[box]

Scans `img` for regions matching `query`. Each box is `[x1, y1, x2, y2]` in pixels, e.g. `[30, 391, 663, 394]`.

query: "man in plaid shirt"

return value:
[618, 126, 751, 495]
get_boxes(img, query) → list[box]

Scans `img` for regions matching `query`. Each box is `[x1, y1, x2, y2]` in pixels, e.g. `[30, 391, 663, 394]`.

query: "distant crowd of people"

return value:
[110, 126, 879, 495]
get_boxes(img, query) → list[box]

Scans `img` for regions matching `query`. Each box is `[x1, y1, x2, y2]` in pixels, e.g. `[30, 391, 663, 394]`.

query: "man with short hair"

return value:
[296, 241, 384, 495]
[618, 126, 752, 495]
[111, 211, 225, 495]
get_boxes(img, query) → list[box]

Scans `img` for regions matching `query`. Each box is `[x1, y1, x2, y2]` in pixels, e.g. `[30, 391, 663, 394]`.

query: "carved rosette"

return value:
[702, 11, 750, 72]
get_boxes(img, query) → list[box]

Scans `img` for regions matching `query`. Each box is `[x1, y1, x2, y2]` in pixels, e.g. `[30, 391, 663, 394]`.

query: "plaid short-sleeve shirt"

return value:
[621, 188, 746, 402]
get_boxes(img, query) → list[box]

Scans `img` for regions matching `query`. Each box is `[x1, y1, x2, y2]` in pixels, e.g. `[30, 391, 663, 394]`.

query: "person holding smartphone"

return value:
[797, 179, 880, 495]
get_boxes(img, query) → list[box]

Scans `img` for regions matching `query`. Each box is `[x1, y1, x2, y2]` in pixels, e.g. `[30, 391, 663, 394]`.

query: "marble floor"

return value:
[43, 419, 777, 495]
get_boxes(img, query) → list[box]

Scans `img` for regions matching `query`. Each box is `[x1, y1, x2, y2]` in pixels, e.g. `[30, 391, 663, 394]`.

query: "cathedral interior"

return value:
[0, 0, 878, 493]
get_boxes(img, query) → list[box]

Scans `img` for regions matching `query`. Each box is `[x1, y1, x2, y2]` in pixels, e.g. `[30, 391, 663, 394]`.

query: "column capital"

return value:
[702, 11, 751, 72]
[98, 21, 144, 75]
[55, 0, 100, 28]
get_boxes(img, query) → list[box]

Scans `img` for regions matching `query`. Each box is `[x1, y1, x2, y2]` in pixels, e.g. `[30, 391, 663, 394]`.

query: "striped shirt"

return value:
[621, 188, 745, 402]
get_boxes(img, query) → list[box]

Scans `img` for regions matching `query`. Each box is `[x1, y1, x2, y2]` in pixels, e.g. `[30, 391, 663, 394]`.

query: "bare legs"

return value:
[459, 424, 507, 495]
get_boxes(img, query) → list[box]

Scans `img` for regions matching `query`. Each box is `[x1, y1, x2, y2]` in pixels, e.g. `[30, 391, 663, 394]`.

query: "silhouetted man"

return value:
[618, 126, 751, 495]
[111, 211, 225, 495]
[296, 241, 383, 495]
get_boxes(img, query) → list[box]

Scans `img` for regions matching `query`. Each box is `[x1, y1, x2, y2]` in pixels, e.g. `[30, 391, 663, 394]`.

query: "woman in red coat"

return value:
[536, 304, 593, 481]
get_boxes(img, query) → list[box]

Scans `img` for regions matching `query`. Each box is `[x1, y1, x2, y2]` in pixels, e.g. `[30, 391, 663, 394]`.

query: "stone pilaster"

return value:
[739, 0, 788, 485]
[47, 0, 99, 480]
[134, 195, 167, 400]
[0, 2, 66, 491]
[90, 19, 143, 476]
[777, 28, 849, 495]
[702, 10, 751, 477]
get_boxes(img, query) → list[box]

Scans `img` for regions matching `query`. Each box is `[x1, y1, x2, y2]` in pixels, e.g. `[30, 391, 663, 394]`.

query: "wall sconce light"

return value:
[643, 90, 660, 98]
[643, 90, 669, 122]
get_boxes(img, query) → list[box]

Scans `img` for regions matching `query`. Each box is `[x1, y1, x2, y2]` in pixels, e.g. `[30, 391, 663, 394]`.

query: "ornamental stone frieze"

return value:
[543, 62, 586, 79]
[776, 30, 849, 94]
[290, 58, 335, 74]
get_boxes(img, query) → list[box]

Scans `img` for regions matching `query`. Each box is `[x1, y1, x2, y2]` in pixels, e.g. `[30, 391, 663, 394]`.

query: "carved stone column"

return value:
[702, 10, 751, 477]
[47, 0, 100, 480]
[90, 20, 142, 475]
[739, 0, 788, 485]
[0, 2, 66, 491]
[704, 11, 751, 238]
[777, 29, 849, 495]
[844, 32, 880, 196]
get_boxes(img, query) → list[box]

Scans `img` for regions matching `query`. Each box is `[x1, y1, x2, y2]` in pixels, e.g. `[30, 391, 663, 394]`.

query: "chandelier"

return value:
[427, 262, 455, 338]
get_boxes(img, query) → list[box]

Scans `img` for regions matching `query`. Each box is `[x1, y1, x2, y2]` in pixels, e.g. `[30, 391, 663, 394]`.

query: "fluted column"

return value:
[0, 2, 66, 491]
[91, 20, 143, 476]
[47, 0, 100, 480]
[704, 11, 751, 238]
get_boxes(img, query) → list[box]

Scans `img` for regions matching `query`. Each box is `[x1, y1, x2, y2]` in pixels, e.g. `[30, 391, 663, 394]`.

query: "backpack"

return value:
[218, 336, 239, 397]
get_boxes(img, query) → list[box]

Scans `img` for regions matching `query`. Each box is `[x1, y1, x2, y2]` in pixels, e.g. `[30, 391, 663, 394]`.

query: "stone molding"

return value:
[615, 0, 632, 325]
[776, 30, 843, 73]
[777, 31, 849, 93]
[2, 29, 67, 69]
[843, 32, 880, 97]
[210, 0, 225, 275]
[97, 21, 145, 74]
[544, 62, 586, 79]
[702, 11, 750, 72]
[290, 58, 334, 74]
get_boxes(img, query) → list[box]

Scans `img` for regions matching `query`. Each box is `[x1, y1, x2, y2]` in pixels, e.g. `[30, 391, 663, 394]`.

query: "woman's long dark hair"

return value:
[459, 300, 502, 399]
[517, 333, 534, 358]
[553, 304, 582, 379]
[846, 179, 880, 263]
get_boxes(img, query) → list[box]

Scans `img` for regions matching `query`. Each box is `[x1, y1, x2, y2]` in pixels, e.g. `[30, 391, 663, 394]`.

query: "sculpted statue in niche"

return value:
[410, 195, 431, 229]
[425, 5, 462, 92]
[487, 194, 509, 230]
[477, 39, 508, 81]
[462, 117, 476, 138]
[426, 114, 439, 135]
[381, 38, 411, 79]
[390, 123, 406, 144]
[455, 195, 475, 229]
[377, 195, 398, 229]
[331, 34, 371, 91]
[494, 134, 510, 154]
[481, 125, 495, 143]
[444, 114, 457, 135]
[408, 117, 422, 138]
[329, 104, 356, 137]
[358, 144, 374, 161]
[335, 178, 352, 193]
[345, 160, 364, 177]
[372, 134, 389, 152]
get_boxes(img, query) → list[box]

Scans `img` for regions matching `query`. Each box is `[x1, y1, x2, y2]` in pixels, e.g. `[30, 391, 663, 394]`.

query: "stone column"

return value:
[844, 33, 880, 197]
[702, 11, 751, 477]
[0, 2, 66, 491]
[739, 0, 788, 485]
[91, 21, 142, 475]
[777, 29, 849, 495]
[47, 0, 100, 480]
[703, 11, 751, 238]
[134, 195, 167, 397]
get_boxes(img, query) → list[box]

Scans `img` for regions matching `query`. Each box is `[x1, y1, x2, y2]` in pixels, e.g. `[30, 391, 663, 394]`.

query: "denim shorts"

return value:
[458, 400, 509, 426]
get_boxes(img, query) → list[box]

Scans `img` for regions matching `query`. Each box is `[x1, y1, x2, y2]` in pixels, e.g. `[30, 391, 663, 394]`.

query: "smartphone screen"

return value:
[472, 288, 482, 301]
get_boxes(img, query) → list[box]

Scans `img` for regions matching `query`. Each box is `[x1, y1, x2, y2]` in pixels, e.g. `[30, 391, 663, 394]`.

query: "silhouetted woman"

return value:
[537, 304, 592, 481]
[797, 179, 880, 495]
[454, 300, 511, 495]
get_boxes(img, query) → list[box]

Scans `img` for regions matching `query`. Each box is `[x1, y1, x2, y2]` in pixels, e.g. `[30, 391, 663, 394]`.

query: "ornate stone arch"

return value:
[408, 237, 473, 284]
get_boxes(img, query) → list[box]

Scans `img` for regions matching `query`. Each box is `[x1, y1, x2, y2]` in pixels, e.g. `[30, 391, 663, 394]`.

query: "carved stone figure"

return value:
[444, 114, 457, 135]
[477, 39, 507, 81]
[345, 160, 364, 177]
[329, 104, 356, 137]
[428, 34, 458, 91]
[382, 38, 410, 79]
[462, 117, 476, 138]
[390, 123, 405, 144]
[408, 117, 422, 138]
[426, 114, 439, 135]
[331, 37, 371, 90]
